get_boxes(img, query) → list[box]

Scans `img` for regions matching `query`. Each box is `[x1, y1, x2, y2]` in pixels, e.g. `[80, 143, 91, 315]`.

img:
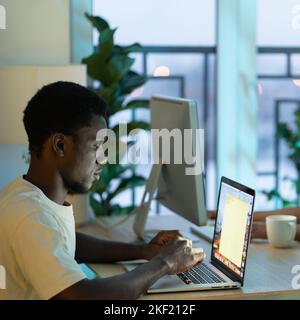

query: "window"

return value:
[93, 0, 217, 212]
[256, 0, 300, 209]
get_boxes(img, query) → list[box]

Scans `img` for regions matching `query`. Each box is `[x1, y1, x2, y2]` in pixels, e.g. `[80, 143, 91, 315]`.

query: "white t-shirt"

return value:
[0, 177, 87, 300]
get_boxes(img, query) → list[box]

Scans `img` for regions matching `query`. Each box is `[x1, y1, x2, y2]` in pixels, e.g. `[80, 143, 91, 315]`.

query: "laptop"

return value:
[123, 177, 255, 293]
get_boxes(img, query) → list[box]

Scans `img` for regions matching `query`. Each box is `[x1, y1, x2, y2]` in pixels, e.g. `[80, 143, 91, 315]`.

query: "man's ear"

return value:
[52, 134, 66, 157]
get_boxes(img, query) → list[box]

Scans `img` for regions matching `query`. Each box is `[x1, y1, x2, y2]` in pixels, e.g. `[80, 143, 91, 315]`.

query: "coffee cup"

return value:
[266, 215, 297, 248]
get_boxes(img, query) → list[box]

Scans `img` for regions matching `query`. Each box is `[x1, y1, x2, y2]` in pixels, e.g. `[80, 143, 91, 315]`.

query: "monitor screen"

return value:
[212, 181, 254, 279]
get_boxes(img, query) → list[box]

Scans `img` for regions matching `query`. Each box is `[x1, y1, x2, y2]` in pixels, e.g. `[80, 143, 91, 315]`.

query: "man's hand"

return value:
[142, 230, 183, 260]
[157, 237, 205, 274]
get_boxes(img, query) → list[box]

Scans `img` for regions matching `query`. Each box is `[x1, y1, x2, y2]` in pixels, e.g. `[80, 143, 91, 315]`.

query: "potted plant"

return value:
[262, 107, 300, 207]
[82, 13, 150, 216]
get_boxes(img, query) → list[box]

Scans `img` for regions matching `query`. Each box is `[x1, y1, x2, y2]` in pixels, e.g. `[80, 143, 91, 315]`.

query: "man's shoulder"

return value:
[0, 177, 55, 234]
[0, 176, 43, 209]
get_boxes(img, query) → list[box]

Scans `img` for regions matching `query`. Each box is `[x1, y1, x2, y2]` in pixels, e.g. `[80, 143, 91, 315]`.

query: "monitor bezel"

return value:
[210, 176, 255, 285]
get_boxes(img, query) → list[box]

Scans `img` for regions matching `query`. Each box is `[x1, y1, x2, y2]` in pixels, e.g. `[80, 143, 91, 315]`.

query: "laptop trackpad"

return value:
[149, 274, 185, 291]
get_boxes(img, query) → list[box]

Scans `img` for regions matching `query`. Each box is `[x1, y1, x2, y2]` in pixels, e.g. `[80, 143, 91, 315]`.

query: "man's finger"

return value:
[192, 247, 204, 255]
[192, 248, 206, 260]
[191, 252, 206, 268]
[162, 230, 182, 238]
[155, 231, 181, 241]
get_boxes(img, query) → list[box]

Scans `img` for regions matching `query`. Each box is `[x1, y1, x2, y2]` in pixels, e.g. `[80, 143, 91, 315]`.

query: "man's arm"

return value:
[75, 230, 182, 263]
[52, 237, 205, 300]
[75, 232, 147, 263]
[52, 256, 169, 300]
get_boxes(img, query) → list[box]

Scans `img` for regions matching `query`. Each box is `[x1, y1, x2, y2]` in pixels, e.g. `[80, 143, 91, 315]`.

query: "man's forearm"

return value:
[75, 232, 147, 263]
[52, 256, 169, 300]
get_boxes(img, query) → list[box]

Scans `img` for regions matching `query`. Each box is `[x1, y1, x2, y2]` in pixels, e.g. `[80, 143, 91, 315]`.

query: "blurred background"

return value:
[92, 0, 300, 212]
[0, 0, 299, 221]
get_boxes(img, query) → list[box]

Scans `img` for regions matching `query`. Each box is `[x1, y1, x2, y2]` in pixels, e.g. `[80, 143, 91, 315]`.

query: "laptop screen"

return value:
[212, 180, 254, 280]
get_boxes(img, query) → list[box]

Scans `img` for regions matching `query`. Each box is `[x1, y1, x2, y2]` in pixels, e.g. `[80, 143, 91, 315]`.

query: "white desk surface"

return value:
[78, 214, 300, 300]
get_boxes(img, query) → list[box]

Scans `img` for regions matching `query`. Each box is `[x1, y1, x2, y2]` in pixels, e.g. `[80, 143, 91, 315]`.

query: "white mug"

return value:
[266, 215, 297, 248]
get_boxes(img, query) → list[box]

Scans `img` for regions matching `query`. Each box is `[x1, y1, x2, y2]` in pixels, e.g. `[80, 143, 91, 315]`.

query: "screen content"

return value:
[212, 182, 254, 278]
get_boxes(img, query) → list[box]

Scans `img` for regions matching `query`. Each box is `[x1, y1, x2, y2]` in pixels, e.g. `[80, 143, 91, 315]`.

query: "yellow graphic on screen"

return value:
[219, 194, 249, 267]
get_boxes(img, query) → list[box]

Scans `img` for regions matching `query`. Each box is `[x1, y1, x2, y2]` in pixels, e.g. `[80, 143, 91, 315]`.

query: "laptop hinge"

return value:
[211, 260, 241, 283]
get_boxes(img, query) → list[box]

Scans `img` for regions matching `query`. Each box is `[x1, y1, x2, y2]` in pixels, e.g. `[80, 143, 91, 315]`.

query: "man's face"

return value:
[60, 115, 107, 194]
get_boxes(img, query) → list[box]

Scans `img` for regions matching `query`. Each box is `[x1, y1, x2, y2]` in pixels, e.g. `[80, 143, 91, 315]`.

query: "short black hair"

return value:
[23, 81, 107, 155]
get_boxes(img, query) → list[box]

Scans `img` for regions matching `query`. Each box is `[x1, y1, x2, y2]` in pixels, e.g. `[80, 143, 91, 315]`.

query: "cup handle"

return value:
[288, 222, 296, 242]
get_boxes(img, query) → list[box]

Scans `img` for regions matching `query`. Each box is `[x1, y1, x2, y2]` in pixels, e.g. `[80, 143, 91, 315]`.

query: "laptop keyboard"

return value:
[178, 263, 226, 285]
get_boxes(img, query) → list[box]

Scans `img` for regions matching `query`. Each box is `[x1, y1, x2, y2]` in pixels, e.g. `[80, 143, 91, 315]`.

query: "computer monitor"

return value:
[133, 95, 207, 239]
[152, 95, 207, 225]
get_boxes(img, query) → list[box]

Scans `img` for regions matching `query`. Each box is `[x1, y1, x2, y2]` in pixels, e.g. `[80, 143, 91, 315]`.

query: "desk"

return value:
[78, 214, 300, 300]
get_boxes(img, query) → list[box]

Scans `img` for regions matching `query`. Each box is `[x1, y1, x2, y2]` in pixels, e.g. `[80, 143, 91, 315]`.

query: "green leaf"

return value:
[89, 194, 110, 216]
[113, 43, 142, 55]
[295, 108, 300, 129]
[100, 163, 135, 185]
[261, 189, 283, 202]
[108, 99, 150, 117]
[120, 71, 147, 94]
[90, 178, 107, 195]
[107, 175, 146, 201]
[106, 55, 135, 83]
[277, 123, 295, 147]
[282, 199, 298, 208]
[99, 28, 116, 60]
[95, 84, 120, 106]
[82, 52, 106, 82]
[112, 121, 150, 138]
[85, 13, 110, 33]
[109, 205, 136, 216]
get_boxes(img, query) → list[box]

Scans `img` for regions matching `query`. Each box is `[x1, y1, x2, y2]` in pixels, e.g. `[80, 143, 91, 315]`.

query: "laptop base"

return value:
[122, 261, 240, 294]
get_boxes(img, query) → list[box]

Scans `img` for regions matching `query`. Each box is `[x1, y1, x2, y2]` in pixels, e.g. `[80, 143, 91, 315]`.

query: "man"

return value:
[0, 81, 204, 300]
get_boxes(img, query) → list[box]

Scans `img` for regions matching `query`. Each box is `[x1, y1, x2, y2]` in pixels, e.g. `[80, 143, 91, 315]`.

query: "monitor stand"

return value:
[131, 162, 202, 243]
[131, 162, 215, 244]
[132, 163, 163, 240]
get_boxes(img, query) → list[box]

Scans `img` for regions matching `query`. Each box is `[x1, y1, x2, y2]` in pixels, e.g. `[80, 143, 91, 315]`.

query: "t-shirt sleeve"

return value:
[11, 213, 87, 300]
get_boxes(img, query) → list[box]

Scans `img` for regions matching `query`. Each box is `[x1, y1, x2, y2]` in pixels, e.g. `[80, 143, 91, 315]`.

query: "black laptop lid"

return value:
[211, 177, 255, 285]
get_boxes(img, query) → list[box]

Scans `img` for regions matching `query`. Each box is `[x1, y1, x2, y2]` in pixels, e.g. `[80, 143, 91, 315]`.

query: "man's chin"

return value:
[66, 182, 90, 195]
[67, 187, 89, 195]
[65, 176, 100, 195]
